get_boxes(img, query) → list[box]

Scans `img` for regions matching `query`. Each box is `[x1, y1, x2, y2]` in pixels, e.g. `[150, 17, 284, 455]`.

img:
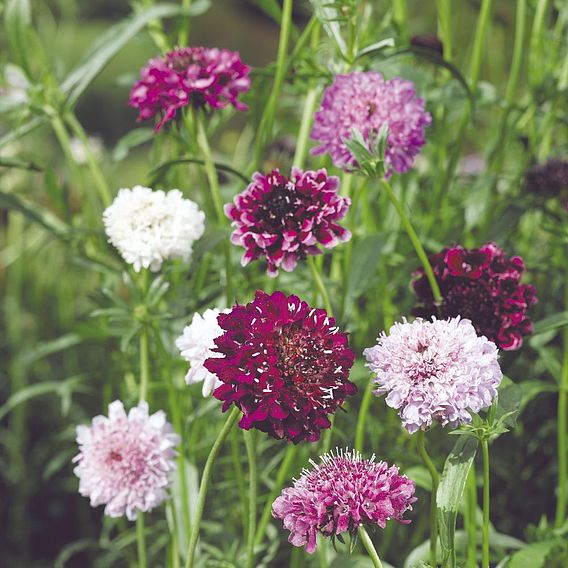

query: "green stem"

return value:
[555, 280, 568, 527]
[437, 0, 452, 61]
[481, 439, 490, 568]
[293, 87, 319, 168]
[529, 0, 551, 88]
[254, 444, 298, 547]
[358, 526, 384, 568]
[504, 0, 527, 106]
[139, 329, 149, 402]
[416, 430, 439, 568]
[307, 256, 333, 315]
[392, 0, 409, 45]
[354, 381, 373, 452]
[136, 514, 147, 568]
[184, 407, 241, 568]
[243, 431, 257, 568]
[178, 0, 193, 45]
[381, 180, 442, 305]
[469, 0, 494, 89]
[168, 500, 181, 568]
[465, 465, 477, 568]
[230, 428, 248, 540]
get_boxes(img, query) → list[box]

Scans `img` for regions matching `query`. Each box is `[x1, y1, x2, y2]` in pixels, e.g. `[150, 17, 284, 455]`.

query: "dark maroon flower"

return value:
[225, 168, 351, 277]
[205, 291, 357, 443]
[412, 242, 537, 351]
[523, 159, 568, 210]
[129, 47, 251, 130]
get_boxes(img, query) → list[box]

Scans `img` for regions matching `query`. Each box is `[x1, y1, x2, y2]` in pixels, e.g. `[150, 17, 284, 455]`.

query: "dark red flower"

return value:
[205, 291, 357, 443]
[225, 168, 351, 276]
[129, 47, 251, 130]
[523, 159, 568, 210]
[412, 242, 537, 351]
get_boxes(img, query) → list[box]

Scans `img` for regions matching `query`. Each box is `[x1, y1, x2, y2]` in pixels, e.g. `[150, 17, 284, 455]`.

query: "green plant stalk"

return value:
[184, 407, 241, 568]
[417, 430, 439, 567]
[136, 514, 147, 568]
[253, 0, 293, 167]
[292, 87, 319, 168]
[230, 428, 248, 541]
[243, 431, 257, 568]
[381, 180, 442, 305]
[168, 500, 181, 568]
[139, 329, 150, 402]
[481, 439, 490, 568]
[354, 381, 374, 452]
[358, 526, 384, 568]
[65, 111, 112, 207]
[469, 0, 493, 89]
[392, 0, 409, 45]
[254, 444, 299, 546]
[529, 0, 551, 88]
[437, 0, 452, 61]
[307, 256, 333, 315]
[465, 465, 477, 568]
[555, 280, 568, 527]
[178, 0, 193, 45]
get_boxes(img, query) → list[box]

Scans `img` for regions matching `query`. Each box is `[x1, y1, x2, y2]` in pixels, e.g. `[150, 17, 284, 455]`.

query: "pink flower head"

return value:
[225, 168, 351, 277]
[129, 47, 251, 130]
[205, 291, 357, 443]
[412, 242, 538, 350]
[364, 317, 503, 434]
[272, 449, 416, 553]
[310, 72, 431, 175]
[73, 401, 179, 520]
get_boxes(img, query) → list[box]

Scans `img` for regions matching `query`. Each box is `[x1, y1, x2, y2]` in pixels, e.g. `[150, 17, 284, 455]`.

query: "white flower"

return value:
[176, 308, 228, 396]
[103, 186, 205, 272]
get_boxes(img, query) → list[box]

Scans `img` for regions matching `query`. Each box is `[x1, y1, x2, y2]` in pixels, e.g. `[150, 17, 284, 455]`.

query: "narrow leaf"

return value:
[532, 311, 568, 335]
[508, 540, 558, 568]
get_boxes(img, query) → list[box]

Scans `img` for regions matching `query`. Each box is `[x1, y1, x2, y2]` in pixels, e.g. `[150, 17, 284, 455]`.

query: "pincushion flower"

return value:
[103, 185, 205, 272]
[225, 168, 351, 276]
[412, 242, 537, 350]
[364, 317, 503, 433]
[73, 400, 179, 520]
[176, 308, 229, 396]
[523, 159, 568, 210]
[272, 449, 416, 553]
[310, 71, 431, 175]
[129, 47, 251, 130]
[205, 291, 357, 443]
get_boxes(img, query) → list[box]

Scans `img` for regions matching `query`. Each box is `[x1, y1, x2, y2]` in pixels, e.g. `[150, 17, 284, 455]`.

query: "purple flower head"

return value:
[412, 242, 538, 350]
[272, 449, 416, 553]
[364, 317, 503, 434]
[523, 159, 568, 210]
[129, 47, 251, 130]
[73, 401, 179, 520]
[225, 168, 351, 276]
[310, 71, 431, 175]
[205, 291, 357, 444]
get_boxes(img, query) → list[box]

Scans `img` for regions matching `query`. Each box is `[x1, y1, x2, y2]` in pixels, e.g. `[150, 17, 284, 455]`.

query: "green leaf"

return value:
[148, 156, 250, 185]
[309, 0, 347, 58]
[247, 0, 282, 24]
[0, 155, 42, 171]
[532, 311, 568, 335]
[356, 38, 396, 59]
[4, 0, 32, 76]
[404, 465, 432, 492]
[112, 128, 154, 162]
[437, 436, 478, 567]
[17, 333, 83, 369]
[345, 234, 384, 301]
[0, 116, 47, 150]
[508, 540, 558, 568]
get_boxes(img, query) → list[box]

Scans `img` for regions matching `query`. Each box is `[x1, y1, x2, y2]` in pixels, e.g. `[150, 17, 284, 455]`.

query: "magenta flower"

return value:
[225, 168, 351, 276]
[310, 71, 431, 175]
[73, 401, 179, 520]
[272, 449, 416, 553]
[129, 47, 251, 130]
[412, 242, 537, 350]
[364, 317, 503, 434]
[205, 291, 357, 443]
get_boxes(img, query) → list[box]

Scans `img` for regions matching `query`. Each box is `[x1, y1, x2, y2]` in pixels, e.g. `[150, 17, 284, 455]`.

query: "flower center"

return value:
[260, 189, 297, 228]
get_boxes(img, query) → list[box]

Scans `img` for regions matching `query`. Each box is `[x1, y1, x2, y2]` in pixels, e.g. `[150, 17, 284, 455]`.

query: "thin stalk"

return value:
[380, 180, 442, 304]
[504, 0, 527, 106]
[254, 444, 298, 547]
[168, 501, 181, 568]
[292, 87, 319, 168]
[139, 329, 150, 402]
[392, 0, 409, 45]
[354, 381, 373, 452]
[307, 256, 333, 315]
[243, 431, 257, 568]
[358, 526, 384, 568]
[465, 465, 477, 568]
[230, 428, 248, 540]
[481, 439, 490, 568]
[529, 0, 551, 88]
[555, 280, 568, 527]
[136, 514, 147, 568]
[469, 0, 494, 89]
[178, 0, 193, 45]
[416, 430, 439, 567]
[437, 0, 452, 61]
[184, 407, 241, 568]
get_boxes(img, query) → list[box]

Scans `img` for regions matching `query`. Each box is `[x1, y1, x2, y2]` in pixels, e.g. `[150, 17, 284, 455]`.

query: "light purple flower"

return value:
[364, 317, 503, 433]
[272, 449, 416, 553]
[311, 71, 431, 175]
[73, 400, 179, 520]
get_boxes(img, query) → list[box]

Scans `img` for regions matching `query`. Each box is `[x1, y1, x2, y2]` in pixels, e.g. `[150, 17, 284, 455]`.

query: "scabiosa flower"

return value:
[412, 242, 537, 350]
[73, 400, 179, 520]
[205, 291, 357, 443]
[364, 317, 503, 433]
[176, 308, 229, 397]
[225, 168, 351, 276]
[129, 47, 251, 130]
[523, 159, 568, 210]
[310, 71, 431, 175]
[272, 449, 416, 553]
[103, 185, 205, 272]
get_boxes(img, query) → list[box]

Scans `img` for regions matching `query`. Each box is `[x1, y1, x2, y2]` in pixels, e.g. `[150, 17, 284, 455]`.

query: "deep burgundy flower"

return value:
[129, 47, 251, 130]
[225, 168, 351, 276]
[205, 291, 357, 443]
[412, 242, 537, 351]
[523, 159, 568, 210]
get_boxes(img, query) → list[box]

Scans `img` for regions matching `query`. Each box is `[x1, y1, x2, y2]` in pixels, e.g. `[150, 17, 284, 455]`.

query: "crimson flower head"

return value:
[205, 291, 357, 443]
[272, 449, 416, 553]
[412, 242, 537, 350]
[129, 47, 251, 130]
[225, 168, 351, 276]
